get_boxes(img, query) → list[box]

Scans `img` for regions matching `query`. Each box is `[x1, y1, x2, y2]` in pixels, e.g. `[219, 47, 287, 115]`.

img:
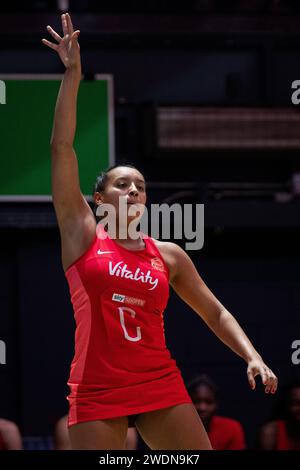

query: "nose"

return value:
[197, 402, 208, 413]
[128, 182, 138, 197]
[198, 404, 206, 411]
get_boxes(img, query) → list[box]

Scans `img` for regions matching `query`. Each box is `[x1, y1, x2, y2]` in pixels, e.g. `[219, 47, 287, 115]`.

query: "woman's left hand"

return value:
[247, 357, 278, 393]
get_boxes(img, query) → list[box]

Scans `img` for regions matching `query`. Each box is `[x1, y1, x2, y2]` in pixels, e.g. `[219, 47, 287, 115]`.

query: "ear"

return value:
[93, 191, 104, 206]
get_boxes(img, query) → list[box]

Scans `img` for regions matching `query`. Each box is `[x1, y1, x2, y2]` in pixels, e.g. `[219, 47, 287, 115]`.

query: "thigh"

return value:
[135, 403, 212, 450]
[68, 417, 129, 450]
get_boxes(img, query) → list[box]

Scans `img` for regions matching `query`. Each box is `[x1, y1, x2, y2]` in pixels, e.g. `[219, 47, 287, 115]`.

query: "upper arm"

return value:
[168, 244, 224, 326]
[51, 143, 94, 233]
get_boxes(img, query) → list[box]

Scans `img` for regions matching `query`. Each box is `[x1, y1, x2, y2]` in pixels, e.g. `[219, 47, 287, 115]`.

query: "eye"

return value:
[117, 181, 127, 188]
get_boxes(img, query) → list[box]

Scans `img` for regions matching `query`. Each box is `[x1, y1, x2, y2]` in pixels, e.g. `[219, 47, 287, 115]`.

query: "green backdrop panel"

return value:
[0, 77, 114, 198]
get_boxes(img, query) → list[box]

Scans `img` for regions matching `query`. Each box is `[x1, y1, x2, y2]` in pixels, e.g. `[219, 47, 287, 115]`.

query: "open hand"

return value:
[42, 13, 80, 69]
[247, 357, 278, 394]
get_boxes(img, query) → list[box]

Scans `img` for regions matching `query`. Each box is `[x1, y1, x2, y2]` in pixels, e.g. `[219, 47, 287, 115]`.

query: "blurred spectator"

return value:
[0, 418, 23, 450]
[259, 380, 300, 450]
[187, 374, 246, 450]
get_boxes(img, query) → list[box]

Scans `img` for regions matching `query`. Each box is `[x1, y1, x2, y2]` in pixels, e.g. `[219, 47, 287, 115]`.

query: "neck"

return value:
[115, 236, 145, 250]
[103, 224, 145, 249]
[108, 218, 142, 241]
[115, 226, 139, 240]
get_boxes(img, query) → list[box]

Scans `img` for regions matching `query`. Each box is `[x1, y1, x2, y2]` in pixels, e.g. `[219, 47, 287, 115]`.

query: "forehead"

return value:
[192, 385, 216, 401]
[109, 166, 145, 182]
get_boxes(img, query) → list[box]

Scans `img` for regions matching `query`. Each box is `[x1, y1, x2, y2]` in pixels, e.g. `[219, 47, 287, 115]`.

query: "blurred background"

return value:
[0, 0, 300, 449]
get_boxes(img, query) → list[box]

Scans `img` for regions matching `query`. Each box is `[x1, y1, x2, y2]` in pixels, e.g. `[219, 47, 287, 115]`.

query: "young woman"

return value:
[42, 13, 278, 450]
[188, 374, 246, 450]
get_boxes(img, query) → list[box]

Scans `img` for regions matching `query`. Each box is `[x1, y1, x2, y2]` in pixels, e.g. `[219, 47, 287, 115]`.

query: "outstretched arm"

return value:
[43, 13, 81, 148]
[167, 243, 278, 394]
[42, 14, 95, 269]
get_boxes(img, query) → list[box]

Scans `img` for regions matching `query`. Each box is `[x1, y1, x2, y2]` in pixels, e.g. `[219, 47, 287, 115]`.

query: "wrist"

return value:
[245, 352, 262, 363]
[66, 63, 82, 75]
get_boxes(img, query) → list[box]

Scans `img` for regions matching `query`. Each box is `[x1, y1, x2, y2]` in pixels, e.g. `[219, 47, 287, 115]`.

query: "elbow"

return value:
[205, 307, 226, 331]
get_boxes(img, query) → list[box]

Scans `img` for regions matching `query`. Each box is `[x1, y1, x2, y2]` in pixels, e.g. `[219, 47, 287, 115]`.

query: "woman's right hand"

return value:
[42, 13, 81, 69]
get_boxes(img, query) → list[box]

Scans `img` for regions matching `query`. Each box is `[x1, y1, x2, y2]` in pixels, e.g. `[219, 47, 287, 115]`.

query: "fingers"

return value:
[71, 30, 80, 42]
[263, 369, 278, 394]
[65, 13, 74, 35]
[44, 13, 75, 48]
[42, 24, 62, 50]
[271, 374, 278, 394]
[247, 369, 256, 390]
[46, 25, 62, 43]
[41, 38, 58, 51]
[260, 367, 268, 387]
[247, 359, 278, 395]
[61, 13, 68, 36]
[248, 364, 278, 394]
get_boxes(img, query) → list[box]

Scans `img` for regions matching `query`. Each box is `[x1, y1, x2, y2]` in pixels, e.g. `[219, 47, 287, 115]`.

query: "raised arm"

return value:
[42, 13, 96, 269]
[162, 242, 278, 394]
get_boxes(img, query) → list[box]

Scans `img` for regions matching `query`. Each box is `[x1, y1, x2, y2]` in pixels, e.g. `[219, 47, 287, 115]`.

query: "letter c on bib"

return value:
[118, 307, 142, 342]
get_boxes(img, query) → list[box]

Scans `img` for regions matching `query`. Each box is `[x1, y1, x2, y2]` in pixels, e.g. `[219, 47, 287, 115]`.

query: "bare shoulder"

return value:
[152, 238, 186, 257]
[152, 239, 189, 281]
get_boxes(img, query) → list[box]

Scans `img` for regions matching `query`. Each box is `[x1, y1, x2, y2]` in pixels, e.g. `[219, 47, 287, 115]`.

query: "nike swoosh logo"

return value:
[97, 250, 114, 255]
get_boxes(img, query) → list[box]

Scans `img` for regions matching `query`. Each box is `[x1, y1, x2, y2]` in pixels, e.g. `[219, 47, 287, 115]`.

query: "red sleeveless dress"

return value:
[65, 224, 191, 426]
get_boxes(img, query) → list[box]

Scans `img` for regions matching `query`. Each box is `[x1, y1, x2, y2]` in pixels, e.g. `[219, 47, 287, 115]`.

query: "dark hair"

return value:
[93, 163, 140, 193]
[92, 163, 143, 219]
[186, 374, 219, 401]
